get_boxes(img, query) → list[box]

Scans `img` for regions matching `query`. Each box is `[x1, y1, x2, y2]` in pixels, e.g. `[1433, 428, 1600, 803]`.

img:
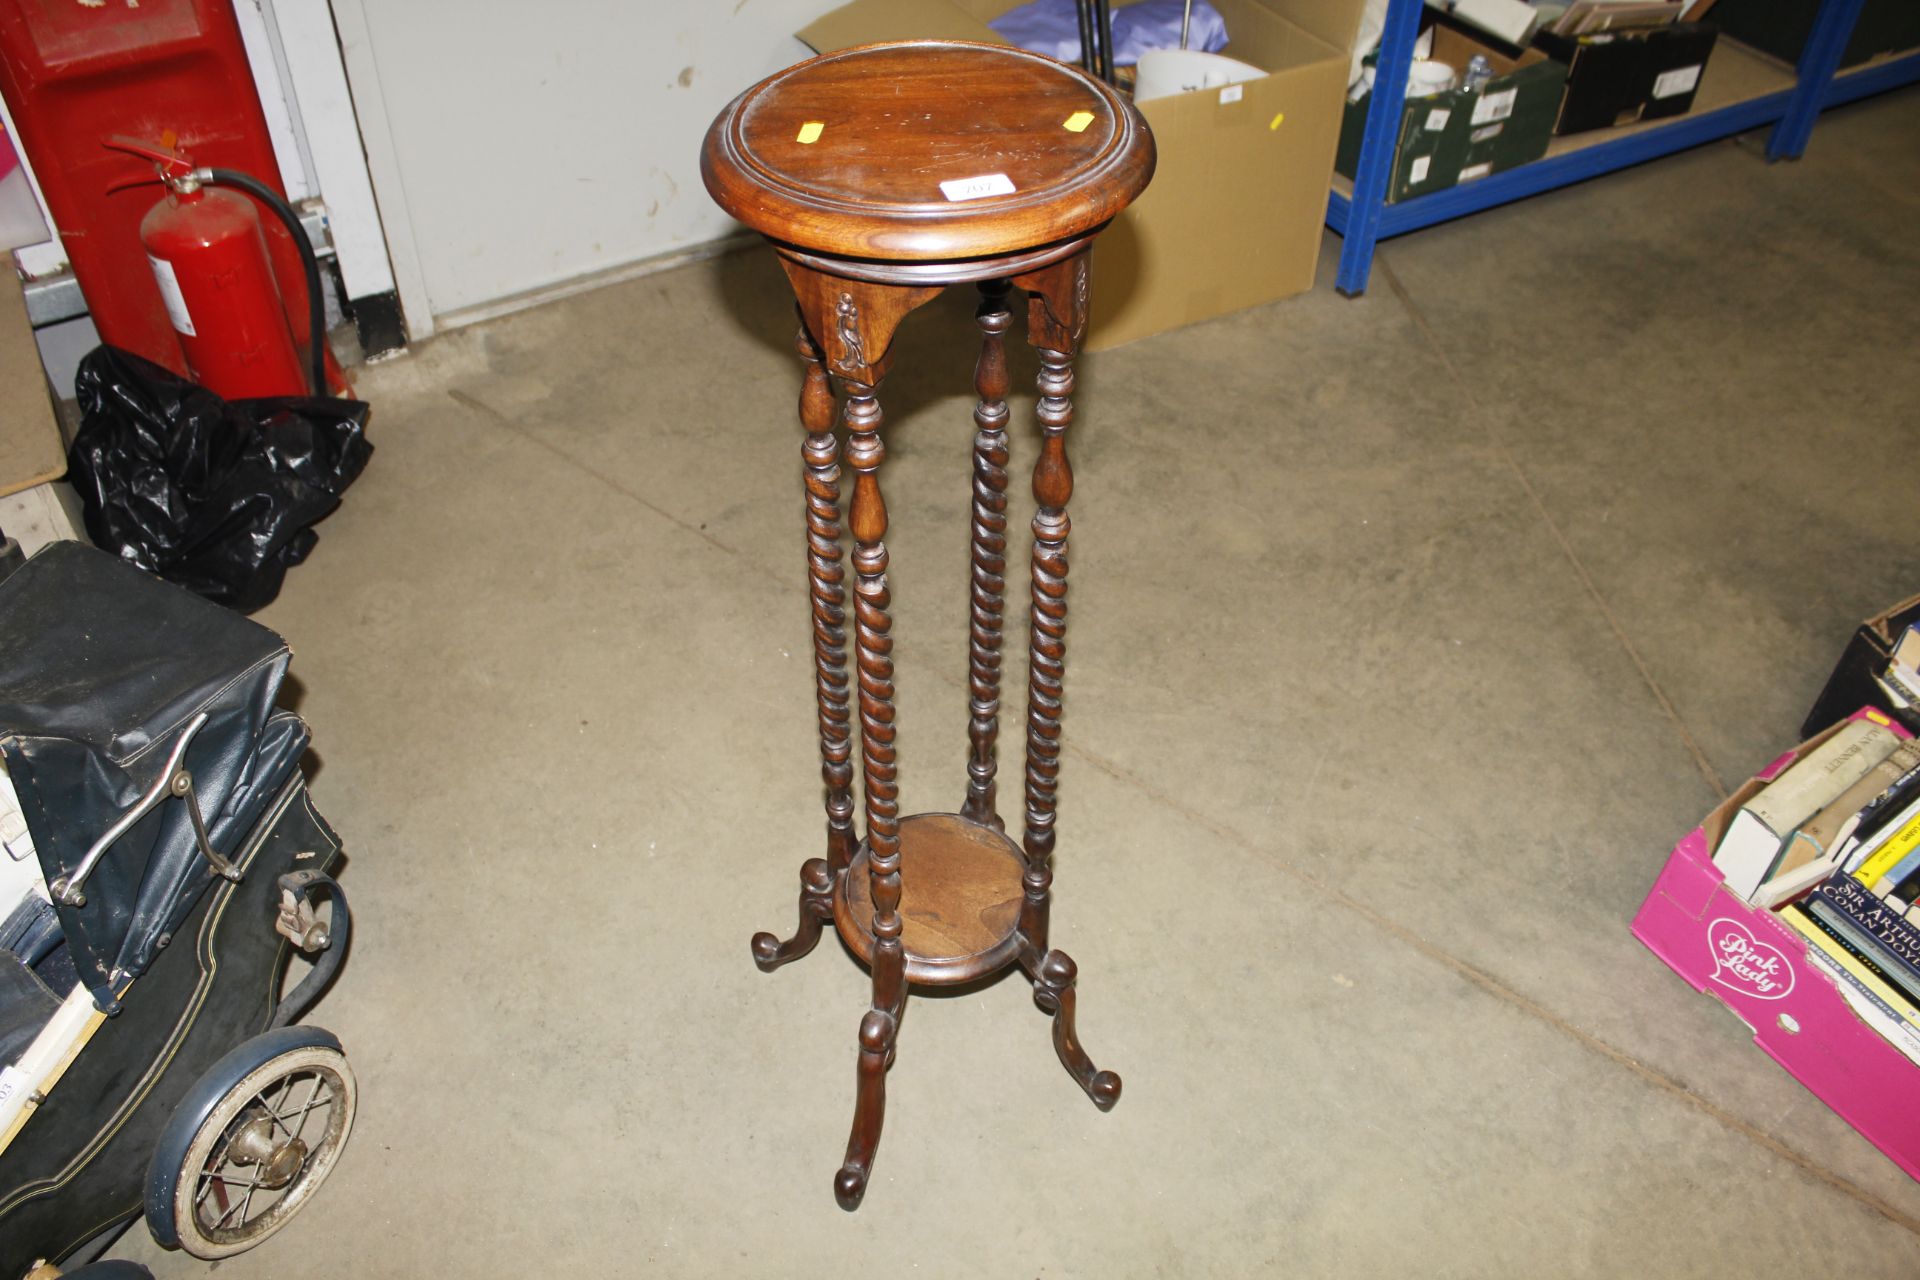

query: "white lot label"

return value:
[0, 1064, 29, 1108]
[148, 254, 196, 336]
[1409, 155, 1432, 184]
[1470, 87, 1516, 126]
[1218, 83, 1243, 104]
[1424, 107, 1451, 131]
[1652, 64, 1703, 99]
[939, 173, 1016, 202]
[1459, 161, 1493, 182]
[1469, 123, 1504, 143]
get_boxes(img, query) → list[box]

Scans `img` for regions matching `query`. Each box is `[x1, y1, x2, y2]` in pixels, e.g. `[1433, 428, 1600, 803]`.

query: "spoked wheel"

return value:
[147, 1027, 357, 1260]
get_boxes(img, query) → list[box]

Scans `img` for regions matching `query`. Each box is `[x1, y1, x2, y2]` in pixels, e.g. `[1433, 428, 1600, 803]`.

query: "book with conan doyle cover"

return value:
[1713, 715, 1904, 902]
[1810, 875, 1920, 999]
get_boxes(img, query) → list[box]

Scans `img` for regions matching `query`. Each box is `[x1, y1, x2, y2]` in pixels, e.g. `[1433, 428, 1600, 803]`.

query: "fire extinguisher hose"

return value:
[200, 168, 328, 398]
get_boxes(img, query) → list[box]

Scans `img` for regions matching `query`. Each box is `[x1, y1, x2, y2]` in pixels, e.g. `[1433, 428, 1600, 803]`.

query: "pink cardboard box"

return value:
[1631, 708, 1920, 1182]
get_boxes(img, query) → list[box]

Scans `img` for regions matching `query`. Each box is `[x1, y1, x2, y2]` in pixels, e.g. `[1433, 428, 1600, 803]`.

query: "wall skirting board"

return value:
[428, 233, 757, 336]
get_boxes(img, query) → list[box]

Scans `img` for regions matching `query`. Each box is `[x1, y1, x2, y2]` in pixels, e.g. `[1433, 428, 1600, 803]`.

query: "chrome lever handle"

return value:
[49, 712, 236, 907]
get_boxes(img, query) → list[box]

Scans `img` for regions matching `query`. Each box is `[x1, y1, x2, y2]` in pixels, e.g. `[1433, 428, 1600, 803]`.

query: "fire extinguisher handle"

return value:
[103, 135, 195, 183]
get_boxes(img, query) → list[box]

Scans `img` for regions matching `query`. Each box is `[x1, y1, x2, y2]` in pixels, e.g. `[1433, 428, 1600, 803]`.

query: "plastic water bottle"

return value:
[1463, 54, 1494, 91]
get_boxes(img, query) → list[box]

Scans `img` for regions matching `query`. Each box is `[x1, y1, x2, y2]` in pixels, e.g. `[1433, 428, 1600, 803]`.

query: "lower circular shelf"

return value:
[834, 812, 1028, 986]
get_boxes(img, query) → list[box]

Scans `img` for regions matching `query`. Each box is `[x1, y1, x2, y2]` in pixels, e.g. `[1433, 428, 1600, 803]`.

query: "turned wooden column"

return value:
[703, 38, 1155, 1212]
[750, 324, 850, 973]
[798, 323, 857, 879]
[963, 280, 1014, 830]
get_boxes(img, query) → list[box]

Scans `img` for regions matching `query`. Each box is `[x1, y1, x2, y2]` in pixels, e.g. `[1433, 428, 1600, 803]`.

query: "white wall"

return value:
[331, 0, 838, 330]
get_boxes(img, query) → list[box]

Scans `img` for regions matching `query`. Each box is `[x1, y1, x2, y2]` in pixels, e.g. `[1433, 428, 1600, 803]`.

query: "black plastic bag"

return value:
[66, 345, 373, 613]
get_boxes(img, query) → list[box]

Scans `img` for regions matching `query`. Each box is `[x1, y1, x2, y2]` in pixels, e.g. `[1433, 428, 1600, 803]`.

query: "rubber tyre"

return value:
[144, 1026, 356, 1259]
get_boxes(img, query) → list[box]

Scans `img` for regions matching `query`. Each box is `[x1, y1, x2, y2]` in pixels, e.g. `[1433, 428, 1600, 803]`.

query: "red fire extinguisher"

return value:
[104, 137, 327, 400]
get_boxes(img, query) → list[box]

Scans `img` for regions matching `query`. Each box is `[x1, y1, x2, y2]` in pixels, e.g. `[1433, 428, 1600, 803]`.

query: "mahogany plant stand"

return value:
[701, 39, 1154, 1211]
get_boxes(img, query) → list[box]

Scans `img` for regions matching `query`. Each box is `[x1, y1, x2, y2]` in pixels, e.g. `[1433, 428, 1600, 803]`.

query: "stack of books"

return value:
[1710, 711, 1920, 1063]
[1545, 1, 1686, 37]
[1876, 621, 1920, 709]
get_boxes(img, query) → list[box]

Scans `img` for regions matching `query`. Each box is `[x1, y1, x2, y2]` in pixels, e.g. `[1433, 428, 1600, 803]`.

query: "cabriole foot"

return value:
[751, 858, 834, 973]
[835, 1008, 895, 1210]
[1028, 948, 1121, 1111]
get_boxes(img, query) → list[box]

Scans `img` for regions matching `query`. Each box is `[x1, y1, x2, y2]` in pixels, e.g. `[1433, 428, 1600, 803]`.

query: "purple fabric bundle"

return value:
[988, 0, 1230, 67]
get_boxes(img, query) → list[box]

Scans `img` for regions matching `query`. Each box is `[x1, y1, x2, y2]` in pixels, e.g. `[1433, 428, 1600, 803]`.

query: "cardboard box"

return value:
[1802, 592, 1920, 741]
[0, 270, 63, 502]
[1334, 23, 1566, 204]
[797, 0, 1365, 350]
[1534, 21, 1718, 135]
[1633, 709, 1920, 1183]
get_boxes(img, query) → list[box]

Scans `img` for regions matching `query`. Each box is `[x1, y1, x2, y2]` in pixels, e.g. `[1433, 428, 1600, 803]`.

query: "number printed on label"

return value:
[938, 173, 1016, 202]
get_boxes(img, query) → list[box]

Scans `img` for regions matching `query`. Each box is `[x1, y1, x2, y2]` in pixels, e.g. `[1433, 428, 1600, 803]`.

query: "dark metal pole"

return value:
[1093, 0, 1115, 83]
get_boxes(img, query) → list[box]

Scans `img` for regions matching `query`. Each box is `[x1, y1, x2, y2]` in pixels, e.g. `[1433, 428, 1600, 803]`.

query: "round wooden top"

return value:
[701, 40, 1154, 263]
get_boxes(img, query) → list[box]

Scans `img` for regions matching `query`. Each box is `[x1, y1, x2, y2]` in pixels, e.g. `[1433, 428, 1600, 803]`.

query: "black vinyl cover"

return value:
[0, 542, 308, 1010]
[67, 345, 372, 614]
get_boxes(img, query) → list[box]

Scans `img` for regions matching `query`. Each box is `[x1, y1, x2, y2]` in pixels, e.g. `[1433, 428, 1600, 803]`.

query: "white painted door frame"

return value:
[254, 0, 425, 345]
[273, 0, 432, 340]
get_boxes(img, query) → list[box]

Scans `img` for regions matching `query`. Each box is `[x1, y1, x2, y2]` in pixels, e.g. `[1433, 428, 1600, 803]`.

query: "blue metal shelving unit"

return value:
[1326, 0, 1920, 295]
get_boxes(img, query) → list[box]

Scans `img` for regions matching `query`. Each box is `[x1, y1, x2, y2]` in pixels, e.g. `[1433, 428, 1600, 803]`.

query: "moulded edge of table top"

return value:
[701, 40, 1156, 264]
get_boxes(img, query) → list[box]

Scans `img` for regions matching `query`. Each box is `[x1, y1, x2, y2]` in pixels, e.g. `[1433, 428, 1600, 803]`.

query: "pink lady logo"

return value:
[1707, 917, 1794, 1000]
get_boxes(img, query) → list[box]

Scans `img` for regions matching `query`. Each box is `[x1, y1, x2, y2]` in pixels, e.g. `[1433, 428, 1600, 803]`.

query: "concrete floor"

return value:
[114, 88, 1920, 1276]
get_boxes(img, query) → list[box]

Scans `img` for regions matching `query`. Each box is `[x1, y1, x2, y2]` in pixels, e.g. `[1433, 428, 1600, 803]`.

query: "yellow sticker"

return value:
[796, 121, 825, 144]
[1868, 709, 1893, 725]
[1063, 110, 1095, 133]
[1269, 112, 1285, 130]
